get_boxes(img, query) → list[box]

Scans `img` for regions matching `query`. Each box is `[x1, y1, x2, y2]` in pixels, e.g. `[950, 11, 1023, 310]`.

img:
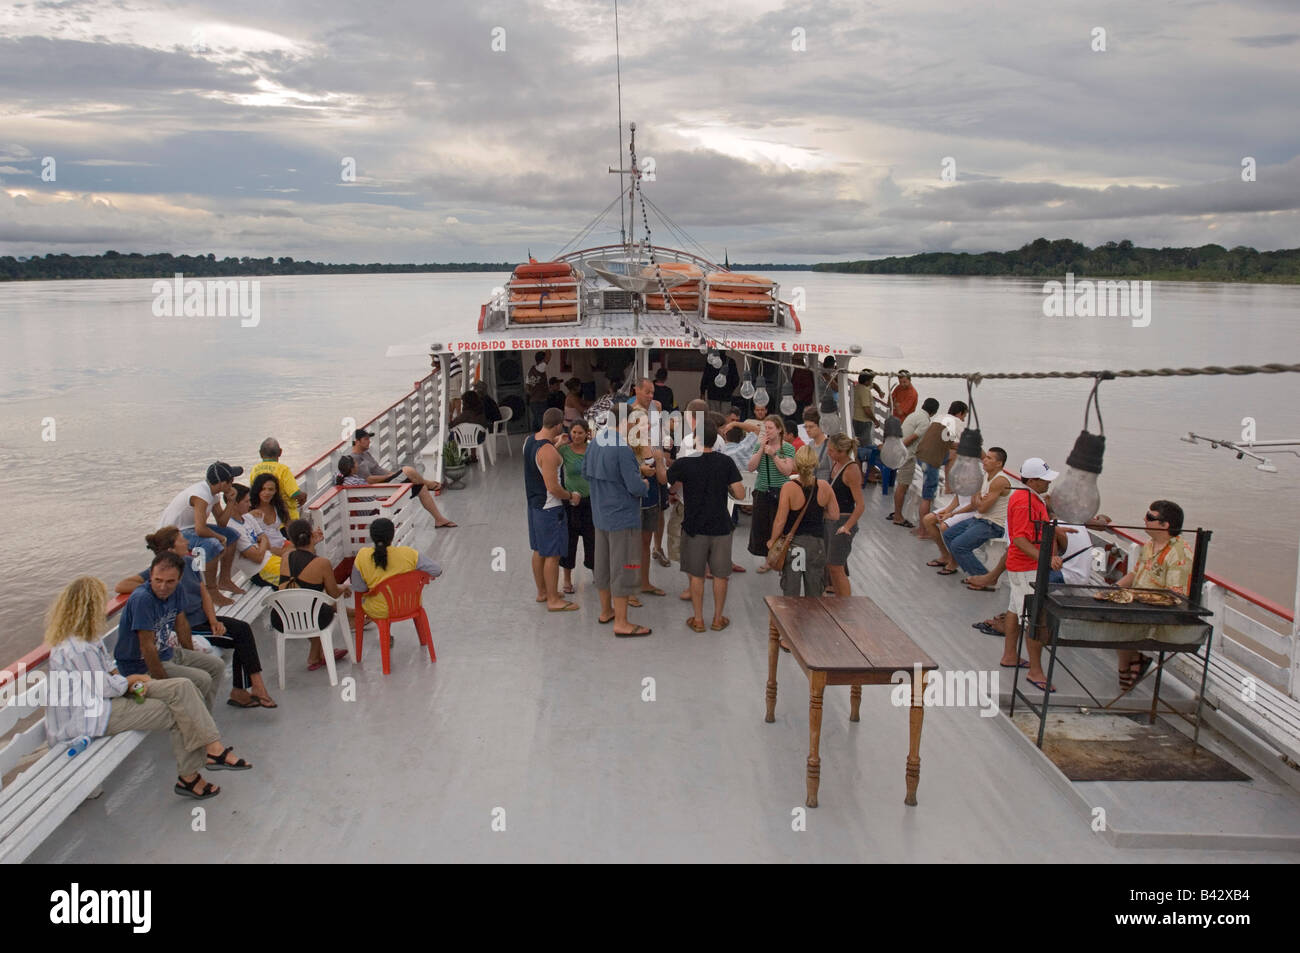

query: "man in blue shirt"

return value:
[115, 551, 225, 710]
[583, 415, 654, 637]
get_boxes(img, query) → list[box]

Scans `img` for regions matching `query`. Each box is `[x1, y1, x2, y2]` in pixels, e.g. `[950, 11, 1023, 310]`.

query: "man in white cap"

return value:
[1000, 457, 1063, 691]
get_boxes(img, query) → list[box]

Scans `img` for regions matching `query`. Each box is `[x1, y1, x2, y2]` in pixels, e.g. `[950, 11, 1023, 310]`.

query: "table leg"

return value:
[905, 670, 924, 807]
[806, 670, 827, 808]
[849, 684, 861, 723]
[765, 617, 780, 723]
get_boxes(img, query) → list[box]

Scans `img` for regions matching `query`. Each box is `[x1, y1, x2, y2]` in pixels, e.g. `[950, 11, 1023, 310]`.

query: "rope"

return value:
[897, 364, 1300, 382]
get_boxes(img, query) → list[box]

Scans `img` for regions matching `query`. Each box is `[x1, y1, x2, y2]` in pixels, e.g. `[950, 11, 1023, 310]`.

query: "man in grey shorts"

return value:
[582, 414, 653, 637]
[667, 417, 745, 633]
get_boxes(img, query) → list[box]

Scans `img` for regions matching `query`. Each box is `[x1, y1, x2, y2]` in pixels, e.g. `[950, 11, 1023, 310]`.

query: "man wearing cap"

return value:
[890, 371, 918, 422]
[1001, 458, 1063, 691]
[157, 462, 244, 606]
[349, 429, 457, 528]
[249, 437, 306, 521]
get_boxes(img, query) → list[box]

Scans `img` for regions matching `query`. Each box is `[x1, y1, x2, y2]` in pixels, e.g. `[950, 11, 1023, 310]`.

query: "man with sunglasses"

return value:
[1113, 500, 1191, 690]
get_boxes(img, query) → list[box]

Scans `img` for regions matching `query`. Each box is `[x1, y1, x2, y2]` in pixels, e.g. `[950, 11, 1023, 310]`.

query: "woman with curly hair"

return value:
[44, 576, 253, 800]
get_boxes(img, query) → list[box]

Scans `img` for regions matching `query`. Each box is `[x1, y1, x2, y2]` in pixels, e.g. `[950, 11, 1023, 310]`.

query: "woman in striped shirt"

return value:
[44, 577, 253, 800]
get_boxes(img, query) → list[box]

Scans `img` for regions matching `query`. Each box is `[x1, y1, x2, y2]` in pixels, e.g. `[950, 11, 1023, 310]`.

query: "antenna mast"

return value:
[614, 0, 626, 249]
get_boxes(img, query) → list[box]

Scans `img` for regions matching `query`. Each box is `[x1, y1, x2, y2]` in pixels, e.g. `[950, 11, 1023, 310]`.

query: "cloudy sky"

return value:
[1, 0, 1297, 264]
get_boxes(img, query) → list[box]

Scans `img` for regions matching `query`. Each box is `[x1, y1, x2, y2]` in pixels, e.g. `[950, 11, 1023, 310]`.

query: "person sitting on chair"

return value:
[350, 518, 443, 624]
[349, 429, 457, 528]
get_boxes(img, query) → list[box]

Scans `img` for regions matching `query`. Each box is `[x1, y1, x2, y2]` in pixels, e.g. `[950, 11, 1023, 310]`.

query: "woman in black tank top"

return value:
[273, 520, 350, 672]
[769, 445, 840, 597]
[825, 434, 866, 595]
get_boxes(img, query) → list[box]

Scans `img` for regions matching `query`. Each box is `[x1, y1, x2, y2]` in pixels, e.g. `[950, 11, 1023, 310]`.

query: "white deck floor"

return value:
[30, 446, 1300, 863]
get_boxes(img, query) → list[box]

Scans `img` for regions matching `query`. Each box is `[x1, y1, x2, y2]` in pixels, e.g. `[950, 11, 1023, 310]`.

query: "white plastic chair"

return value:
[729, 469, 758, 518]
[265, 589, 349, 689]
[451, 422, 488, 474]
[490, 405, 513, 461]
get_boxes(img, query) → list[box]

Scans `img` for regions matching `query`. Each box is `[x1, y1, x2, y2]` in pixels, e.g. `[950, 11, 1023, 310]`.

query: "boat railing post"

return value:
[1204, 580, 1225, 661]
[385, 407, 399, 469]
[1290, 531, 1300, 697]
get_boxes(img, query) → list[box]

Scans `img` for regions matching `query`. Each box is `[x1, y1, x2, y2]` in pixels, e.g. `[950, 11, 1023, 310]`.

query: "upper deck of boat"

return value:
[29, 449, 1300, 863]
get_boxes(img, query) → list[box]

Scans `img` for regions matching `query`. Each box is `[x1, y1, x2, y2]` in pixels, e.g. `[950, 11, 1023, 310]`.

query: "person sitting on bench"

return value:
[348, 428, 457, 528]
[45, 576, 253, 801]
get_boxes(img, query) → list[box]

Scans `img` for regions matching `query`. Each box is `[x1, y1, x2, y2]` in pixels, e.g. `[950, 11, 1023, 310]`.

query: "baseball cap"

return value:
[206, 461, 243, 484]
[1020, 457, 1060, 481]
[897, 369, 911, 378]
[354, 428, 374, 440]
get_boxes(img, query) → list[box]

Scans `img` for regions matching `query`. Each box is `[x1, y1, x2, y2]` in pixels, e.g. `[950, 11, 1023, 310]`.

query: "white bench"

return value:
[0, 577, 268, 865]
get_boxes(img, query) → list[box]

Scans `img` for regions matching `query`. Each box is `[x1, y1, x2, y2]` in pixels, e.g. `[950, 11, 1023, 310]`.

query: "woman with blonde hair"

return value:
[768, 444, 840, 598]
[825, 433, 866, 596]
[44, 576, 252, 800]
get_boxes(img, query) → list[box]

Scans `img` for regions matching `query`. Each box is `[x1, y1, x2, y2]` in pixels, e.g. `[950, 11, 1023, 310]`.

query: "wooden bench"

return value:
[0, 575, 268, 865]
[764, 595, 938, 807]
[1171, 651, 1300, 767]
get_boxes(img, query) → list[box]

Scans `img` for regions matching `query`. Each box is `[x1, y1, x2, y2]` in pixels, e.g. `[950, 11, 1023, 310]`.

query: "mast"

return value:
[614, 0, 626, 249]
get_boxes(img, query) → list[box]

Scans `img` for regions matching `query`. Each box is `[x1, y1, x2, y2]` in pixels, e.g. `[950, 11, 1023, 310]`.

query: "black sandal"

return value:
[175, 775, 220, 799]
[205, 746, 252, 771]
[1119, 654, 1153, 691]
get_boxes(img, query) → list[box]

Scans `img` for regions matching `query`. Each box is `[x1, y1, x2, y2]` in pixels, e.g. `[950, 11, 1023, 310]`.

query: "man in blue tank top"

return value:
[524, 408, 580, 612]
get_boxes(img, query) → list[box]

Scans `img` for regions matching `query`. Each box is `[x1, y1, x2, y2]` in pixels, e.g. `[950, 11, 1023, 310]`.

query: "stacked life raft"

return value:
[506, 261, 581, 326]
[642, 262, 703, 312]
[702, 272, 779, 323]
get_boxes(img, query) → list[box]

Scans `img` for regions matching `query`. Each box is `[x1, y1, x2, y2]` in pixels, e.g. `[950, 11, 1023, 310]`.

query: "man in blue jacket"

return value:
[583, 414, 653, 637]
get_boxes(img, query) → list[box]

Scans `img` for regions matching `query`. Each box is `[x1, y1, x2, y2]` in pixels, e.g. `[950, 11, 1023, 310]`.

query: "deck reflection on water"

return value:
[31, 456, 1300, 863]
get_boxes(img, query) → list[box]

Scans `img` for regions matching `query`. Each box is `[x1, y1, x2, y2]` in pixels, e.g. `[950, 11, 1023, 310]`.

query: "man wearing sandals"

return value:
[1000, 458, 1061, 691]
[1114, 500, 1191, 690]
[667, 417, 745, 633]
[886, 397, 936, 528]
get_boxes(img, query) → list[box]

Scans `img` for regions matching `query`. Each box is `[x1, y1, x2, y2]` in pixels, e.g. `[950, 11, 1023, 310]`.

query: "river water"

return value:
[0, 272, 1296, 663]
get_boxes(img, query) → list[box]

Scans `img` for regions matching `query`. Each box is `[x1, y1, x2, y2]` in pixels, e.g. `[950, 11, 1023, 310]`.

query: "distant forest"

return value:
[813, 239, 1300, 282]
[0, 251, 813, 281]
[0, 252, 514, 281]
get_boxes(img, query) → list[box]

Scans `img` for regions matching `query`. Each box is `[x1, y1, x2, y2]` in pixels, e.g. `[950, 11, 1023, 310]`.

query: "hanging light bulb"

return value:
[740, 373, 755, 400]
[714, 372, 727, 388]
[1050, 375, 1109, 523]
[753, 384, 770, 408]
[949, 428, 985, 496]
[779, 379, 796, 417]
[879, 415, 908, 469]
[1052, 431, 1105, 523]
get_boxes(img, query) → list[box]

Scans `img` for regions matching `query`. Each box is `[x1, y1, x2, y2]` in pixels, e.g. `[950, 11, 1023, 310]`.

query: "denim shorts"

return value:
[527, 505, 568, 558]
[921, 462, 940, 500]
[182, 524, 239, 560]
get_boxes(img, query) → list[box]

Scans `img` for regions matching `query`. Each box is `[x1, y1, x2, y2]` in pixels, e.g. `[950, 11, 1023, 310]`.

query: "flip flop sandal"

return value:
[547, 602, 580, 612]
[731, 564, 746, 573]
[965, 584, 998, 592]
[640, 587, 667, 596]
[686, 617, 707, 633]
[615, 626, 652, 638]
[653, 550, 671, 567]
[973, 622, 1001, 636]
[936, 568, 958, 575]
[175, 776, 220, 800]
[307, 659, 328, 671]
[561, 584, 576, 594]
[1000, 660, 1030, 669]
[333, 648, 349, 661]
[926, 559, 947, 567]
[1026, 677, 1056, 694]
[226, 695, 259, 709]
[1119, 655, 1153, 691]
[711, 617, 731, 631]
[254, 696, 278, 709]
[894, 519, 916, 529]
[435, 521, 458, 528]
[627, 597, 644, 608]
[598, 614, 615, 624]
[205, 747, 252, 771]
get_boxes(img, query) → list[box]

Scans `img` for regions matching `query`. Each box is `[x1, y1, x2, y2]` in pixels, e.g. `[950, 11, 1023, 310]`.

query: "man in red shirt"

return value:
[890, 370, 917, 421]
[1001, 458, 1062, 690]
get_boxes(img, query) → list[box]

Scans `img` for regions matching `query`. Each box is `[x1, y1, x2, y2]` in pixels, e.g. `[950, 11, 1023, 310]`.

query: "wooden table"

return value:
[764, 596, 938, 808]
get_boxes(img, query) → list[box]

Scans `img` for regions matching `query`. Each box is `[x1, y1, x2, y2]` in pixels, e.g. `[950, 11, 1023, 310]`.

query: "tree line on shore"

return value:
[812, 239, 1300, 281]
[0, 252, 514, 281]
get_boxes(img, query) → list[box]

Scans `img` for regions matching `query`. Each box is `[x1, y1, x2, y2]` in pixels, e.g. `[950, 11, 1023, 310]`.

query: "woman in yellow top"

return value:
[350, 518, 443, 617]
[1115, 499, 1192, 689]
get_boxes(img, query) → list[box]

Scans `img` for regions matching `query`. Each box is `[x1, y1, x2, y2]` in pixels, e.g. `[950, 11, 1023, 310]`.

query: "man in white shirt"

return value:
[157, 461, 243, 606]
[887, 398, 936, 527]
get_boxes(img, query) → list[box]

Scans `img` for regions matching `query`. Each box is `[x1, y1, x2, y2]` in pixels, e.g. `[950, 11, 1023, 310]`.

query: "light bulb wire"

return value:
[1084, 374, 1106, 435]
[965, 376, 980, 432]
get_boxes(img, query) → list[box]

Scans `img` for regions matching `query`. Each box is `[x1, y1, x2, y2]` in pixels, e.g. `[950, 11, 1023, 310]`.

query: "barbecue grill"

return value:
[1009, 521, 1215, 749]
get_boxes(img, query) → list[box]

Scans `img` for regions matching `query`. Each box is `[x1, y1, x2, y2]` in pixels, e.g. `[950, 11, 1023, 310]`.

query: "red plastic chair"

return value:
[353, 570, 436, 675]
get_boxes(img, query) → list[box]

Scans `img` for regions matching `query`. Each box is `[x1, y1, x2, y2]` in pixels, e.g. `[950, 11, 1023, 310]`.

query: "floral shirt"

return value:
[1133, 536, 1192, 595]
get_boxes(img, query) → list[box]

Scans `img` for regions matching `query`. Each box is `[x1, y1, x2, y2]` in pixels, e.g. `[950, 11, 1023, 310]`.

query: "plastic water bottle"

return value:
[66, 736, 91, 758]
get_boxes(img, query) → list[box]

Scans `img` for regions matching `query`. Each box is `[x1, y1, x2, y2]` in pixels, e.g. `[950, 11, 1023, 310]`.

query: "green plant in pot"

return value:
[443, 440, 467, 472]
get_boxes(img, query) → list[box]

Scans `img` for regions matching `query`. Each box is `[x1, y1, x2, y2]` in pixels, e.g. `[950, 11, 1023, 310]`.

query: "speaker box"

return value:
[492, 352, 530, 433]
